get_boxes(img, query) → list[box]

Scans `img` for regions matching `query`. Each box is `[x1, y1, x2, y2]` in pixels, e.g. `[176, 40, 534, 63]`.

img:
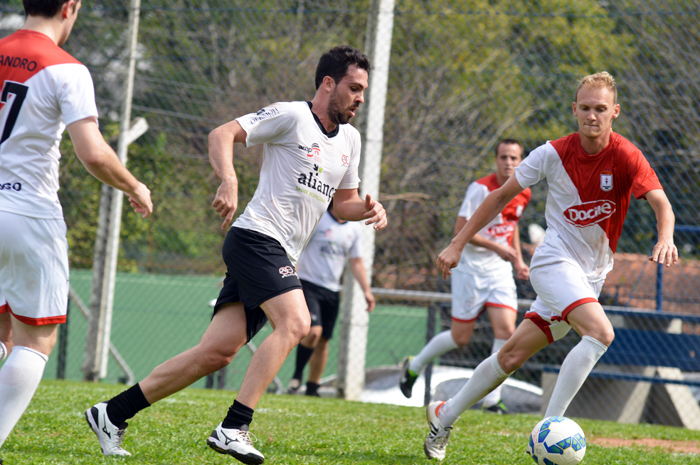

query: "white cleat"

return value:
[424, 401, 452, 461]
[84, 402, 131, 456]
[207, 422, 265, 464]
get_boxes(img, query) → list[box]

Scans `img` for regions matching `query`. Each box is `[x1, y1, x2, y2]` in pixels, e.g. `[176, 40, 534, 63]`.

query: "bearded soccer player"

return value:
[399, 139, 530, 414]
[0, 0, 152, 454]
[84, 46, 386, 465]
[424, 72, 677, 461]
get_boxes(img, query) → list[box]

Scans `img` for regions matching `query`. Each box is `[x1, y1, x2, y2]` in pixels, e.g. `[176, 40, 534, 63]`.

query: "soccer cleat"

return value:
[287, 378, 301, 394]
[0, 341, 7, 362]
[399, 356, 419, 398]
[424, 401, 452, 461]
[483, 400, 508, 415]
[207, 422, 265, 465]
[84, 402, 131, 456]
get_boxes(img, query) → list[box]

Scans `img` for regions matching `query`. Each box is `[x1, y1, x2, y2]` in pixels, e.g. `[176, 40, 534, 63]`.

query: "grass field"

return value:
[2, 381, 700, 464]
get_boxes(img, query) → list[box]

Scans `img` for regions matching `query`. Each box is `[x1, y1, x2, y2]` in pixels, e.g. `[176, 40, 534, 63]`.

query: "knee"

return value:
[497, 346, 526, 373]
[588, 327, 615, 348]
[288, 316, 311, 342]
[200, 346, 239, 372]
[452, 330, 472, 347]
[303, 327, 322, 347]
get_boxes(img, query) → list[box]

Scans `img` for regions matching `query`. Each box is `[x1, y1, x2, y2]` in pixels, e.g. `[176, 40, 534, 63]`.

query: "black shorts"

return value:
[214, 227, 302, 342]
[301, 279, 340, 340]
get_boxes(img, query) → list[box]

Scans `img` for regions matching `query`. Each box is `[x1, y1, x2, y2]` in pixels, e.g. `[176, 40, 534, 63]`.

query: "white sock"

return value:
[482, 338, 507, 408]
[440, 353, 510, 427]
[410, 330, 459, 374]
[544, 335, 607, 418]
[0, 346, 48, 447]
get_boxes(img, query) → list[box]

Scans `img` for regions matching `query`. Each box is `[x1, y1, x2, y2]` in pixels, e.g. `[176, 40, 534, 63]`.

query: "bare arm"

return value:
[453, 216, 518, 262]
[208, 120, 248, 229]
[350, 257, 375, 312]
[512, 223, 529, 280]
[67, 117, 152, 218]
[436, 175, 524, 279]
[333, 188, 387, 230]
[645, 189, 678, 267]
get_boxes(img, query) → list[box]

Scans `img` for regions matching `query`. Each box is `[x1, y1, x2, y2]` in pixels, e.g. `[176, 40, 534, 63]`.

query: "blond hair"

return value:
[575, 71, 617, 104]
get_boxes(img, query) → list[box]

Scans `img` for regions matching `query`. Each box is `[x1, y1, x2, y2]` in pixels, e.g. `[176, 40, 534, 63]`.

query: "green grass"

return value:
[2, 381, 699, 464]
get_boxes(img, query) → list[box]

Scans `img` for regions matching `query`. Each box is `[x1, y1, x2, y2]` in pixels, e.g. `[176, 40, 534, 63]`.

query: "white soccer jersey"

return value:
[296, 211, 363, 292]
[457, 173, 531, 275]
[0, 30, 98, 219]
[515, 132, 662, 283]
[233, 101, 361, 266]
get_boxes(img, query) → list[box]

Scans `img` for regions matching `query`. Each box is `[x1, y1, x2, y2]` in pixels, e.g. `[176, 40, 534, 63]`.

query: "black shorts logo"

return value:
[279, 266, 297, 278]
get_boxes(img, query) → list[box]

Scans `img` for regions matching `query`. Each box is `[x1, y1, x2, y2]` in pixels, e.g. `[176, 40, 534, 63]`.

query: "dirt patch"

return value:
[590, 437, 700, 454]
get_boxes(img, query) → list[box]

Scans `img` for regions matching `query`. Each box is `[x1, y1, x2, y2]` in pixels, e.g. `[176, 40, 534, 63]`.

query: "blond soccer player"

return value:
[423, 72, 677, 461]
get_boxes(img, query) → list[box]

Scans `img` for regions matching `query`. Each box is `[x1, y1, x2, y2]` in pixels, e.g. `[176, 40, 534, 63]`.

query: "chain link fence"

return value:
[2, 0, 700, 428]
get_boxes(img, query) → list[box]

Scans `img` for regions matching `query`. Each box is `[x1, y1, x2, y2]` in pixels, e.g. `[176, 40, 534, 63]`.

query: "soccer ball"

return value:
[526, 416, 586, 465]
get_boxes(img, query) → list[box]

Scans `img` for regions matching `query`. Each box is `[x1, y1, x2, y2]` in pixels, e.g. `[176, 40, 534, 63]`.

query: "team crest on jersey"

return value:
[600, 170, 613, 192]
[341, 154, 349, 166]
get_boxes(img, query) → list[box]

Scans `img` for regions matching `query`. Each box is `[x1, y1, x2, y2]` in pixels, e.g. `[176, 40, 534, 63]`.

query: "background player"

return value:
[287, 199, 375, 397]
[0, 0, 152, 451]
[85, 46, 386, 465]
[399, 139, 530, 414]
[424, 71, 677, 461]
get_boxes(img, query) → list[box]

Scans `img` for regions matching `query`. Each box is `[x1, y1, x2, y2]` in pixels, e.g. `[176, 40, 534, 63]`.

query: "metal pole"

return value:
[424, 303, 437, 407]
[99, 0, 142, 379]
[82, 0, 142, 381]
[336, 0, 395, 401]
[57, 295, 69, 379]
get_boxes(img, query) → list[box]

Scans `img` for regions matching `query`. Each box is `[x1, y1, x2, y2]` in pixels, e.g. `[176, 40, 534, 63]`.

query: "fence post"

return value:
[424, 303, 437, 407]
[82, 0, 143, 381]
[57, 296, 69, 380]
[336, 0, 395, 400]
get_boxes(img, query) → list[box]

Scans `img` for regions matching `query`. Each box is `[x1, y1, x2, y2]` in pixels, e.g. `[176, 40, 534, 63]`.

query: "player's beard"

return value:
[328, 89, 353, 125]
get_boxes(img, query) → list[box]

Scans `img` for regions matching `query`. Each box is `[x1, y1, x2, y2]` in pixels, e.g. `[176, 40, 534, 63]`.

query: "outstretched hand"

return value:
[649, 237, 678, 267]
[362, 194, 387, 230]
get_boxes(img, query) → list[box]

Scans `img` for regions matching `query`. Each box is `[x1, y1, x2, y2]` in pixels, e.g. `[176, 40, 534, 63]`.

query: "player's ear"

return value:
[322, 75, 335, 93]
[62, 0, 75, 19]
[612, 103, 620, 119]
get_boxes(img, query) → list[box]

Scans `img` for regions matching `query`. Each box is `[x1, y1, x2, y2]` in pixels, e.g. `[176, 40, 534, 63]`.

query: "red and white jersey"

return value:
[515, 132, 662, 282]
[0, 30, 98, 219]
[457, 173, 531, 275]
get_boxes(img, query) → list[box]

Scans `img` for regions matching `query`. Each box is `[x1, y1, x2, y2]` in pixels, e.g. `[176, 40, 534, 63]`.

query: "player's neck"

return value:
[495, 173, 509, 186]
[309, 97, 337, 134]
[578, 130, 612, 156]
[21, 17, 62, 45]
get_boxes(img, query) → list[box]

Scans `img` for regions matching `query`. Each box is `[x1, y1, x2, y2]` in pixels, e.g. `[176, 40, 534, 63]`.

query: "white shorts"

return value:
[450, 268, 517, 323]
[0, 211, 69, 325]
[525, 258, 604, 343]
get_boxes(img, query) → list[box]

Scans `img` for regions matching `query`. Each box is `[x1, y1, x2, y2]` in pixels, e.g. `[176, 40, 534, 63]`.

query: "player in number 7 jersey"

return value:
[0, 0, 152, 453]
[426, 71, 678, 461]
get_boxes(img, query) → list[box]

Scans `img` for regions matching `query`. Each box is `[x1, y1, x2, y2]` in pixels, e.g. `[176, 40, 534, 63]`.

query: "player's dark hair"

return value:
[315, 45, 371, 90]
[23, 0, 72, 18]
[495, 138, 523, 157]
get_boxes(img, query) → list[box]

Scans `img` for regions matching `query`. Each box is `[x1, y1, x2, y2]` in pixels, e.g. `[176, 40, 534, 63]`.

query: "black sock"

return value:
[306, 381, 320, 396]
[106, 383, 151, 426]
[222, 399, 254, 430]
[292, 344, 315, 381]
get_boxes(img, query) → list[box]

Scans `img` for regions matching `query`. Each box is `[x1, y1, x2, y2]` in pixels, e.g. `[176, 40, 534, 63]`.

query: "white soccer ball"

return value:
[526, 416, 586, 465]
